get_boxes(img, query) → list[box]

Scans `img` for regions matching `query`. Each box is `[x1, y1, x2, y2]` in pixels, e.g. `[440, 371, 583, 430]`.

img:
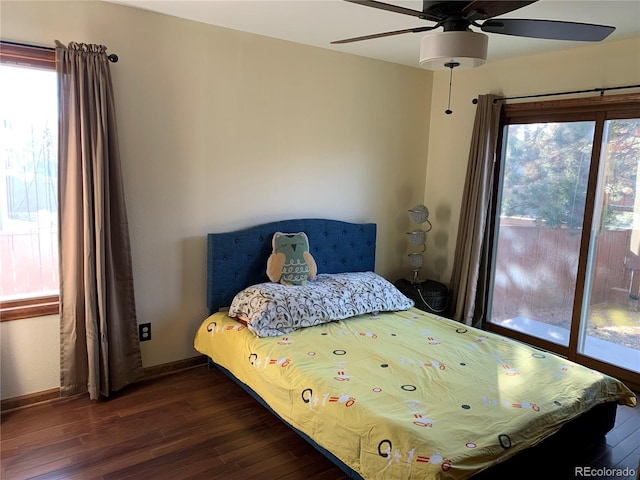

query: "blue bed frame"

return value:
[203, 218, 619, 479]
[206, 218, 376, 313]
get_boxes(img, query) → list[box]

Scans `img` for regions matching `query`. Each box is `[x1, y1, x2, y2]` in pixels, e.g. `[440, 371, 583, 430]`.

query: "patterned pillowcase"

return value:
[228, 271, 414, 337]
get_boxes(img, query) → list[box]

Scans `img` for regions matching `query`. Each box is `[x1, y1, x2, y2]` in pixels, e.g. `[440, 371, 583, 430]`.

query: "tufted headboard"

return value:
[207, 218, 377, 314]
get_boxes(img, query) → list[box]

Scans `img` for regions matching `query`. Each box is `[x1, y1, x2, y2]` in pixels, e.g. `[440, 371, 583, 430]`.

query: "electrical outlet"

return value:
[138, 323, 151, 342]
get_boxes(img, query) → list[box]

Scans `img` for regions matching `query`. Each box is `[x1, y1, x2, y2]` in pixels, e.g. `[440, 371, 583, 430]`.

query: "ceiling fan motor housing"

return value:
[333, 0, 615, 68]
[419, 30, 488, 70]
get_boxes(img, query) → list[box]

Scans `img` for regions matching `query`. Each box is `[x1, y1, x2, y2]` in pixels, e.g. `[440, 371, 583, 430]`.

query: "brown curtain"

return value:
[56, 41, 143, 399]
[448, 94, 502, 327]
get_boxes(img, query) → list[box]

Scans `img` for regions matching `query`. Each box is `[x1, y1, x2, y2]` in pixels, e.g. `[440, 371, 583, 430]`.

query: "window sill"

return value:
[0, 296, 59, 321]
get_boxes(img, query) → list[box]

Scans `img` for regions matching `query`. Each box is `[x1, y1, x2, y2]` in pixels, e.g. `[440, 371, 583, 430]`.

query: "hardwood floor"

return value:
[1, 365, 638, 480]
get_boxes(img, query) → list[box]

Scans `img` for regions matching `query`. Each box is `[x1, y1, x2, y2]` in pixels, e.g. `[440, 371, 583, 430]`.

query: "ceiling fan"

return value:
[332, 0, 616, 69]
[333, 1, 616, 114]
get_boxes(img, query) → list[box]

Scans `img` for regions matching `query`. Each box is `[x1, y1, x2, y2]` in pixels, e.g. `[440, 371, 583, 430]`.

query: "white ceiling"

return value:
[106, 0, 640, 68]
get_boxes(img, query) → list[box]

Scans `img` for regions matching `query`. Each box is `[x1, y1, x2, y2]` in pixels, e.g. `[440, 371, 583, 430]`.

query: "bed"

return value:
[194, 218, 637, 480]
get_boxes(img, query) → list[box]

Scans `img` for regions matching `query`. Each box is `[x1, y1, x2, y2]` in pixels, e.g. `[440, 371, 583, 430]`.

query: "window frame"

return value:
[0, 41, 59, 321]
[485, 92, 640, 391]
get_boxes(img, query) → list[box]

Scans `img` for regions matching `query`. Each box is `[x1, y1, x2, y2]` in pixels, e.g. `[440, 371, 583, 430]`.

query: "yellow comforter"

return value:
[194, 307, 636, 480]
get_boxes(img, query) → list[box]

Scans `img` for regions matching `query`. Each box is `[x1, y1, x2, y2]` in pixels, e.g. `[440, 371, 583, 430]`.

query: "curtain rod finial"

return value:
[108, 53, 118, 63]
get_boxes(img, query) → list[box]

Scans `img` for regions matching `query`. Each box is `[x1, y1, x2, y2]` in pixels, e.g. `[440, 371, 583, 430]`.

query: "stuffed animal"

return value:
[267, 232, 317, 286]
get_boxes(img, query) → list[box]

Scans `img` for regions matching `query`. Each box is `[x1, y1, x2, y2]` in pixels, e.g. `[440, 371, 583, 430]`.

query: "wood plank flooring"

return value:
[1, 365, 638, 480]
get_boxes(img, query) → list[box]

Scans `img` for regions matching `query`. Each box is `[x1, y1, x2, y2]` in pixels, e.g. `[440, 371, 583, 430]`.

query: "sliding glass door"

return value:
[579, 117, 640, 373]
[489, 120, 594, 349]
[486, 95, 640, 389]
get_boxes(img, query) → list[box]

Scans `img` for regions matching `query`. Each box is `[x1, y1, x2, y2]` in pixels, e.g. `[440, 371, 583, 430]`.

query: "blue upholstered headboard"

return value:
[207, 218, 377, 313]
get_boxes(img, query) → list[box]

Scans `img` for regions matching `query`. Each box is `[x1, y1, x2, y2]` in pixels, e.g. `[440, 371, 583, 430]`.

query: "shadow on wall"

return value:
[180, 236, 210, 358]
[392, 185, 420, 282]
[431, 203, 452, 283]
[140, 235, 209, 368]
[0, 325, 21, 400]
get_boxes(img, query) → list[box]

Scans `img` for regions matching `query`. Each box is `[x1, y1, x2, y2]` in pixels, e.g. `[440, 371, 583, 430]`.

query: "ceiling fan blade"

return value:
[462, 1, 537, 21]
[331, 26, 437, 44]
[344, 0, 440, 21]
[481, 18, 615, 41]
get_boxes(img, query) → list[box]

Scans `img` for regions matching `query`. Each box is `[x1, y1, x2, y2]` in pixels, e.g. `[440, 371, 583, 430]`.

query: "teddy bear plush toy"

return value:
[267, 232, 317, 286]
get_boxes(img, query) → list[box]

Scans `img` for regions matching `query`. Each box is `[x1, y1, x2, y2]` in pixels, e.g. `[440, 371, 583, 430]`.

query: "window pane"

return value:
[0, 64, 58, 301]
[580, 118, 640, 372]
[489, 121, 595, 346]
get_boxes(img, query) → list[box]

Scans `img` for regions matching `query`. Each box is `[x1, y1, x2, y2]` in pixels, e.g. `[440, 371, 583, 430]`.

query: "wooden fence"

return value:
[491, 224, 635, 318]
[0, 224, 58, 299]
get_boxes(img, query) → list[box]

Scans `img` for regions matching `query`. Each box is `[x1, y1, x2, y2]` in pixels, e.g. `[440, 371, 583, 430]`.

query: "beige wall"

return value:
[3, 0, 638, 401]
[0, 1, 432, 398]
[1, 315, 60, 399]
[423, 36, 640, 284]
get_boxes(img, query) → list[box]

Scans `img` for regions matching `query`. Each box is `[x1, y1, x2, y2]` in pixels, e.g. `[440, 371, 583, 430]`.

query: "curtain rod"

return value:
[1, 40, 119, 63]
[472, 84, 640, 105]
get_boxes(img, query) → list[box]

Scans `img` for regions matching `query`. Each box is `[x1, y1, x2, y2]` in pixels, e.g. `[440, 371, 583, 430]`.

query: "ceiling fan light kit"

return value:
[334, 0, 616, 114]
[419, 30, 488, 70]
[335, 0, 616, 66]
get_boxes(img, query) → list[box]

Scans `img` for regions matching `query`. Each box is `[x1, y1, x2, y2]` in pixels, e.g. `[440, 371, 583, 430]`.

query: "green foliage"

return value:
[500, 119, 640, 229]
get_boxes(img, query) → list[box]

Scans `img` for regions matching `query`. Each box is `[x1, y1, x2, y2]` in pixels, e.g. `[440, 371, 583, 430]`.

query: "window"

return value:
[486, 93, 640, 390]
[0, 42, 58, 320]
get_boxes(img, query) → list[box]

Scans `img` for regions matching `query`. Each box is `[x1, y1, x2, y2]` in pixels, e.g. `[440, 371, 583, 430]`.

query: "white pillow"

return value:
[228, 272, 414, 337]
